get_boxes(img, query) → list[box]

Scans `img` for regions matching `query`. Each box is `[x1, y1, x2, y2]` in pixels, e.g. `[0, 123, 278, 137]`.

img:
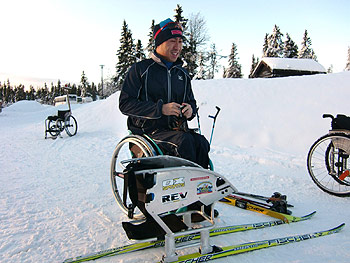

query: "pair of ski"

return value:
[63, 196, 344, 263]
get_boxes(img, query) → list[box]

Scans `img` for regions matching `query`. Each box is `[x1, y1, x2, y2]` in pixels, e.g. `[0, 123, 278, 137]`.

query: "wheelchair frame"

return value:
[45, 93, 78, 139]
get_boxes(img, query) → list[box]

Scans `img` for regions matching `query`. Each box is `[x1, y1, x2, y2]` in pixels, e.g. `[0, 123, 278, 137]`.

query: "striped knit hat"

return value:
[153, 18, 183, 47]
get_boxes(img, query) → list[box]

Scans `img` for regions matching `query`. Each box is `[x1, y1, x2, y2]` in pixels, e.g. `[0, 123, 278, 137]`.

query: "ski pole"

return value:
[196, 107, 201, 134]
[235, 191, 294, 207]
[208, 106, 221, 145]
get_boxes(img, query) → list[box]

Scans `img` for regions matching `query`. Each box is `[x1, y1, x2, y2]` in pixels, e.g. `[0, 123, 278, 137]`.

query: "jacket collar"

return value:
[151, 52, 183, 69]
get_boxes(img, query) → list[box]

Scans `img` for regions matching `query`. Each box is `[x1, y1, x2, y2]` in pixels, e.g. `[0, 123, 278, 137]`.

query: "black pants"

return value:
[149, 130, 210, 169]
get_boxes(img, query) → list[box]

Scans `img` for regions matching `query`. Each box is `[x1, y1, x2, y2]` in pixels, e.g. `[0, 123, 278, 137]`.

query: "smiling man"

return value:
[119, 18, 210, 169]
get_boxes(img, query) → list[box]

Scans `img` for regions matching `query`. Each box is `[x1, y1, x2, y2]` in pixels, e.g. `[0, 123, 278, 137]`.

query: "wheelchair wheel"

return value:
[110, 135, 158, 218]
[307, 133, 350, 197]
[48, 119, 60, 137]
[64, 115, 78, 136]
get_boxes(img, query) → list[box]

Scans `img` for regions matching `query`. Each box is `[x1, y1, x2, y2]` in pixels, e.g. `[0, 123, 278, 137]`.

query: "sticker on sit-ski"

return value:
[197, 182, 213, 195]
[162, 177, 185, 191]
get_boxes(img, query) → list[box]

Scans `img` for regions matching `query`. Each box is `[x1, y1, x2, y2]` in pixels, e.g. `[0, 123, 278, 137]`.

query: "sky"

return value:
[1, 0, 349, 88]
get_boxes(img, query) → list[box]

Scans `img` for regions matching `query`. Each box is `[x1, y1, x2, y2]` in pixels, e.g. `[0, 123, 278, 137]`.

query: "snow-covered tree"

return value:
[298, 30, 317, 61]
[183, 12, 209, 78]
[114, 20, 136, 91]
[263, 25, 284, 57]
[223, 43, 242, 78]
[283, 33, 298, 58]
[193, 52, 208, 80]
[207, 43, 219, 79]
[345, 46, 350, 71]
[80, 71, 89, 97]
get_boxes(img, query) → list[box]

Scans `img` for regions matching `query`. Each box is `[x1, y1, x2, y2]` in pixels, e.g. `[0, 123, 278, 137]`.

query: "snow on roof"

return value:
[261, 57, 326, 72]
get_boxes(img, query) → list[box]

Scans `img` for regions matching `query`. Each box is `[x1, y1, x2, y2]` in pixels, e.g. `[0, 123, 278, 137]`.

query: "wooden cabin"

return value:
[250, 57, 326, 78]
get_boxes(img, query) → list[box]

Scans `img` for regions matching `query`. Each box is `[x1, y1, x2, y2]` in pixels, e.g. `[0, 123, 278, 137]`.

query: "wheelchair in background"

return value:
[307, 114, 350, 197]
[45, 91, 78, 139]
[45, 109, 78, 139]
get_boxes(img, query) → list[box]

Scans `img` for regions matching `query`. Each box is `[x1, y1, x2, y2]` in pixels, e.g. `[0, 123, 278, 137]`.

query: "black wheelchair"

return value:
[45, 110, 78, 139]
[307, 114, 350, 197]
[45, 89, 78, 139]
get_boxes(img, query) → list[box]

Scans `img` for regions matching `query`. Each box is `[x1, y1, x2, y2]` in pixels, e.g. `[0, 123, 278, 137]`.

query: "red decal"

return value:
[190, 176, 210, 181]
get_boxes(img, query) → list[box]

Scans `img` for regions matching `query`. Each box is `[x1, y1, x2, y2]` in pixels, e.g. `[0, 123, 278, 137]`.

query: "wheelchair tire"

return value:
[48, 119, 60, 137]
[64, 115, 78, 137]
[110, 135, 158, 218]
[307, 133, 350, 197]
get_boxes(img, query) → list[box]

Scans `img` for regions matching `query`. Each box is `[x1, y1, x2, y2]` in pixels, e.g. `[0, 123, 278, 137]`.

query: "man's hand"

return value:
[180, 103, 192, 119]
[162, 102, 181, 116]
[162, 102, 192, 119]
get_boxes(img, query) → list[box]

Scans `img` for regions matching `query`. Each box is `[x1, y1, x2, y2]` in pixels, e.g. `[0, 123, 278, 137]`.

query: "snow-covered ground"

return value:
[1, 72, 350, 263]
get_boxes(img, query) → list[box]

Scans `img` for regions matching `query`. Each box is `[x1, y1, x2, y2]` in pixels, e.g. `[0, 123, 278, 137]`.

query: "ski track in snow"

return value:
[1, 72, 350, 262]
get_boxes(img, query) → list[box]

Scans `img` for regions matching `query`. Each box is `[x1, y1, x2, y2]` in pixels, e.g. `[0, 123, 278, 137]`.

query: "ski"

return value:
[171, 223, 345, 263]
[62, 211, 315, 263]
[220, 194, 299, 223]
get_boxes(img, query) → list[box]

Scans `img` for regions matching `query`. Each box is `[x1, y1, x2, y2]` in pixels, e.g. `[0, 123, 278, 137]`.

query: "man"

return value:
[119, 18, 210, 169]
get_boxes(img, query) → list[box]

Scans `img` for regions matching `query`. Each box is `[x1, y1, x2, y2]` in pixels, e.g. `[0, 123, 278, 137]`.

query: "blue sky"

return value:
[1, 0, 349, 87]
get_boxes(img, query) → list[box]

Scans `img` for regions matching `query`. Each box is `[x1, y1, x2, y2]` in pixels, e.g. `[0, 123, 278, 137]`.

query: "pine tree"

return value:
[249, 54, 259, 78]
[114, 20, 136, 91]
[207, 43, 219, 79]
[223, 43, 242, 78]
[27, 86, 35, 100]
[193, 52, 208, 80]
[135, 40, 146, 62]
[283, 33, 298, 58]
[80, 71, 89, 97]
[262, 33, 268, 57]
[345, 46, 350, 71]
[264, 25, 284, 57]
[182, 35, 198, 78]
[14, 85, 26, 101]
[173, 5, 193, 74]
[146, 20, 155, 55]
[174, 4, 188, 27]
[298, 30, 317, 60]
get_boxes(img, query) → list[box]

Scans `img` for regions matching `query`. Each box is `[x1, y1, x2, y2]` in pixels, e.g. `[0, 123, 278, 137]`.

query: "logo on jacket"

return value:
[178, 75, 183, 81]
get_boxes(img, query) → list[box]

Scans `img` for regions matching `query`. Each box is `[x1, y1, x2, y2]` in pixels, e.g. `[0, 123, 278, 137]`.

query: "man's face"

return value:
[156, 37, 183, 62]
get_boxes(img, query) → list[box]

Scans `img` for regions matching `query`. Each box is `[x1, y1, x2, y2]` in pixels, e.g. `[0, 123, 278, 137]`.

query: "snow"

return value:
[260, 57, 327, 72]
[1, 72, 350, 263]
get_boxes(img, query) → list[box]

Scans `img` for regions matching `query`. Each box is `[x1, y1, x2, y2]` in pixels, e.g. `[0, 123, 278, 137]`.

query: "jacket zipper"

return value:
[167, 69, 171, 103]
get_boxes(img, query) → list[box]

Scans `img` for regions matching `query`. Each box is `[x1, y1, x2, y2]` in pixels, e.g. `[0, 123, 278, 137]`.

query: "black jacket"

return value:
[119, 53, 197, 135]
